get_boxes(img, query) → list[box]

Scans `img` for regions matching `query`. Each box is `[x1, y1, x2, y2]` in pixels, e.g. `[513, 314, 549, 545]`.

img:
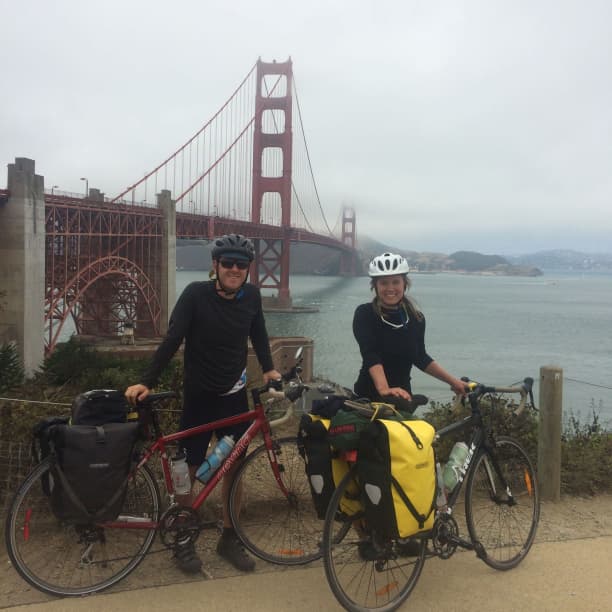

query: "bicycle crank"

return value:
[431, 514, 459, 559]
[159, 505, 201, 548]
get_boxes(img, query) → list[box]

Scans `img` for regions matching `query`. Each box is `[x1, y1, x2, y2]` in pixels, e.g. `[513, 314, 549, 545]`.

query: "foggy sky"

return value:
[1, 0, 611, 255]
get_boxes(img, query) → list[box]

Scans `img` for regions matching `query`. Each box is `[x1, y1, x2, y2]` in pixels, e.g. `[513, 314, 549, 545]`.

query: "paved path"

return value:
[4, 536, 611, 612]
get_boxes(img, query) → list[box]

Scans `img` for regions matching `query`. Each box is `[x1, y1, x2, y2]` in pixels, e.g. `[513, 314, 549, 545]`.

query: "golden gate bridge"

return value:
[0, 59, 360, 366]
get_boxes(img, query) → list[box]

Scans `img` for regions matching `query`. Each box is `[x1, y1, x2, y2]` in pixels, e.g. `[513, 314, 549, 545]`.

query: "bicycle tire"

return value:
[465, 436, 540, 570]
[229, 436, 325, 565]
[322, 466, 426, 612]
[5, 458, 160, 596]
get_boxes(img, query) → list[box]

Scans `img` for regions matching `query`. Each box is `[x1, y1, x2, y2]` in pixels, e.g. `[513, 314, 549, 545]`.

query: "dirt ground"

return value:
[2, 492, 611, 609]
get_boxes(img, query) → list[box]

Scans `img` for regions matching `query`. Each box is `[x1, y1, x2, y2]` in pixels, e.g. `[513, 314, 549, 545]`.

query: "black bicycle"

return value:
[322, 378, 540, 612]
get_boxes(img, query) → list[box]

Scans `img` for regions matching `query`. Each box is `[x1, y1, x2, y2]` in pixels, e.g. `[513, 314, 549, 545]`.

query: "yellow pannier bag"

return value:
[357, 418, 436, 539]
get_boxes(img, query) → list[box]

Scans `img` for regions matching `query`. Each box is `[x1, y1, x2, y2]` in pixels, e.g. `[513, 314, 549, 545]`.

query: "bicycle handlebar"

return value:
[451, 377, 535, 415]
[136, 391, 178, 405]
[246, 382, 305, 429]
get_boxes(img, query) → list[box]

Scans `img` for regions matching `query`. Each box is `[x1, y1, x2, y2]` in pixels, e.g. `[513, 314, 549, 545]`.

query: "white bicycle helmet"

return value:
[368, 252, 410, 277]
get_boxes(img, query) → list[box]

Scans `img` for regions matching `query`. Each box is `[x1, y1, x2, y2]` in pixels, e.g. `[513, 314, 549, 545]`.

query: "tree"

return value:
[0, 342, 24, 393]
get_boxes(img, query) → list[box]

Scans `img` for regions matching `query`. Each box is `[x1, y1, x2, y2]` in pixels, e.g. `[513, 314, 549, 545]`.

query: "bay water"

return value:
[178, 270, 612, 427]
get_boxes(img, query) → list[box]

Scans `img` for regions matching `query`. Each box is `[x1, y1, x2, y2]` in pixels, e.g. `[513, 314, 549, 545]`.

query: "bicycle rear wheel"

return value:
[229, 436, 327, 565]
[322, 466, 426, 612]
[465, 436, 540, 570]
[5, 458, 160, 596]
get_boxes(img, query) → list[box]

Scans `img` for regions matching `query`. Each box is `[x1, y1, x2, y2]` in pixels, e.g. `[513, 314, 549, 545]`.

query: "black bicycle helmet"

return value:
[211, 233, 255, 262]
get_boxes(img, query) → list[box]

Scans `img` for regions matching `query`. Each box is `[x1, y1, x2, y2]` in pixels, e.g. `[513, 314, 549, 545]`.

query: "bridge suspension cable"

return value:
[110, 60, 339, 242]
[292, 76, 334, 237]
[111, 63, 258, 220]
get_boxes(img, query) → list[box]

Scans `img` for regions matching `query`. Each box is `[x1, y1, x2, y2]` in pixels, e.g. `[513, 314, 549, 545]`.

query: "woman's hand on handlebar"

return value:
[379, 386, 412, 401]
[125, 384, 151, 405]
[449, 377, 468, 397]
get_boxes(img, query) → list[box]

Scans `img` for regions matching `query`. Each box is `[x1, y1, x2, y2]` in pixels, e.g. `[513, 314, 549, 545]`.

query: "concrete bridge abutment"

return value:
[158, 189, 176, 335]
[0, 158, 45, 375]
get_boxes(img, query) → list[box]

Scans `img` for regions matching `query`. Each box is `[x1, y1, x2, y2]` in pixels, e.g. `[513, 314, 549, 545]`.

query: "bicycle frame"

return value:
[436, 414, 484, 510]
[436, 381, 532, 514]
[106, 387, 289, 531]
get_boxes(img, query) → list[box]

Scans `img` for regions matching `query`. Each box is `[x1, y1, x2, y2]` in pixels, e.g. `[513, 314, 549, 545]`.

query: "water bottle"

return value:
[171, 450, 191, 495]
[442, 442, 469, 492]
[435, 462, 448, 509]
[196, 435, 235, 483]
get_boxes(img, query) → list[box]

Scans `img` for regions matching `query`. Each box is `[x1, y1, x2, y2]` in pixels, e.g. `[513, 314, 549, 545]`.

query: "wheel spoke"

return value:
[6, 460, 160, 596]
[465, 437, 540, 570]
[322, 466, 426, 611]
[229, 437, 324, 565]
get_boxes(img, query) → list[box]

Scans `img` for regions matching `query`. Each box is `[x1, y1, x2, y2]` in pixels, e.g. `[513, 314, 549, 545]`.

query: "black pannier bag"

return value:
[31, 416, 70, 496]
[50, 422, 140, 523]
[71, 389, 129, 426]
[297, 413, 336, 519]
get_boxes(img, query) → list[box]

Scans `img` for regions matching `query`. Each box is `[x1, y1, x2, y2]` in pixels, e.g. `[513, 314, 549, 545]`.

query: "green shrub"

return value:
[424, 395, 539, 463]
[561, 407, 612, 494]
[0, 343, 24, 393]
[40, 337, 102, 385]
[423, 396, 611, 495]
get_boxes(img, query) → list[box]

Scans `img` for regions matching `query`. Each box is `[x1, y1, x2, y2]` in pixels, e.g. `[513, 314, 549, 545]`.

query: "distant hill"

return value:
[507, 249, 612, 272]
[356, 238, 542, 276]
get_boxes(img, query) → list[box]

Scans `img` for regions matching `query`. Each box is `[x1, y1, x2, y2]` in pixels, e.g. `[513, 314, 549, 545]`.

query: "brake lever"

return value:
[522, 376, 537, 411]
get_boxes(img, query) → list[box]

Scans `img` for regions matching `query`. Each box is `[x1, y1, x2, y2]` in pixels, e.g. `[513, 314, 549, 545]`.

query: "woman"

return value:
[353, 252, 465, 402]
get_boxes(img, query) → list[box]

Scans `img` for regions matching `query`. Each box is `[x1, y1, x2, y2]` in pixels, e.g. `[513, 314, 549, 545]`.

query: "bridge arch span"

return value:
[45, 256, 162, 353]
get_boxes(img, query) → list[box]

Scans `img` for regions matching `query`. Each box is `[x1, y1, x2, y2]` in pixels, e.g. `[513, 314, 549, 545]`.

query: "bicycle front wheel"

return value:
[229, 436, 323, 565]
[465, 436, 540, 570]
[322, 466, 426, 612]
[5, 458, 160, 596]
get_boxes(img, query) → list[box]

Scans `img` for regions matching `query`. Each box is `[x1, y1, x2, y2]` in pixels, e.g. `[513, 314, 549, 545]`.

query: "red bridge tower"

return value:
[251, 59, 293, 308]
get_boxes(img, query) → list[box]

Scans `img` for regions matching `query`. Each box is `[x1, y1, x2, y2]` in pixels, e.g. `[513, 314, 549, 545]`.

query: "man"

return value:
[125, 233, 281, 574]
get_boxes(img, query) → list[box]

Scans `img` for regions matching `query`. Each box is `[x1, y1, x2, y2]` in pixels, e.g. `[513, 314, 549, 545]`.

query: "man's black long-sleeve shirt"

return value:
[142, 281, 274, 395]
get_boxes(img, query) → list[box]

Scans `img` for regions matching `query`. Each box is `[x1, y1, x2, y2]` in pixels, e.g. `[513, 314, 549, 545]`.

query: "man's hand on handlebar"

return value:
[125, 384, 151, 405]
[262, 369, 282, 386]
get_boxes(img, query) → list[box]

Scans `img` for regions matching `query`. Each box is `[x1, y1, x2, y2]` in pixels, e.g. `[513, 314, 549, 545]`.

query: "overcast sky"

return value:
[2, 0, 611, 255]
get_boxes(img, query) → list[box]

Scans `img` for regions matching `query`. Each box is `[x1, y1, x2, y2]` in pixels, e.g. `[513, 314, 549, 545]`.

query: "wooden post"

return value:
[538, 366, 563, 502]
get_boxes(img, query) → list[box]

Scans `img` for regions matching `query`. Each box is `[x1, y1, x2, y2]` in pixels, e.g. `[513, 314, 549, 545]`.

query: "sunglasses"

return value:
[219, 258, 250, 270]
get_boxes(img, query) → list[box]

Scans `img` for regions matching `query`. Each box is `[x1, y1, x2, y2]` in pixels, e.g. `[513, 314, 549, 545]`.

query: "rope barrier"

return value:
[0, 397, 71, 407]
[0, 396, 183, 415]
[564, 377, 612, 391]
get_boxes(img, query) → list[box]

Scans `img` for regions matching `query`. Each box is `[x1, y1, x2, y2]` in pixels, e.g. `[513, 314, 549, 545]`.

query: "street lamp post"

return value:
[80, 177, 88, 199]
[51, 185, 59, 195]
